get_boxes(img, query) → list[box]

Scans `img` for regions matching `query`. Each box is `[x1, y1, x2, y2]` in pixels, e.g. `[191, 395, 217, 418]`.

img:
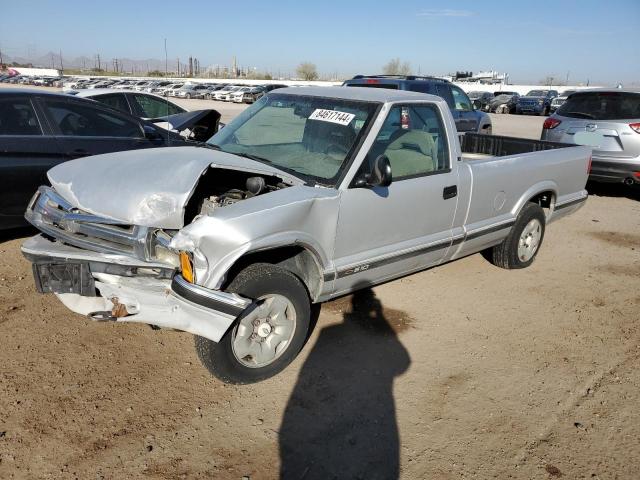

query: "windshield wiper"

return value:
[231, 152, 272, 163]
[199, 143, 221, 150]
[566, 112, 596, 119]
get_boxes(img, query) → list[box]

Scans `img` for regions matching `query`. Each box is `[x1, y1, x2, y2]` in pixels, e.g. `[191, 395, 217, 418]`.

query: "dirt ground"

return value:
[1, 87, 639, 479]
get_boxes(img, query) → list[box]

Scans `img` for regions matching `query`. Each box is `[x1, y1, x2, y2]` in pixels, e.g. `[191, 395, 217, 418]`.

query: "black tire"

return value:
[486, 202, 546, 269]
[194, 263, 311, 384]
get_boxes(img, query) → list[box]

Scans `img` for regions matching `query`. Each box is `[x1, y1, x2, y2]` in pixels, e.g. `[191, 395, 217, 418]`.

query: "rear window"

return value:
[557, 92, 640, 120]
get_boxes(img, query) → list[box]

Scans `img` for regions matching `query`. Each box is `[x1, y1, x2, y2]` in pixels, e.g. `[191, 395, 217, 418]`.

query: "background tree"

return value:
[383, 58, 411, 76]
[296, 62, 318, 81]
[540, 75, 564, 87]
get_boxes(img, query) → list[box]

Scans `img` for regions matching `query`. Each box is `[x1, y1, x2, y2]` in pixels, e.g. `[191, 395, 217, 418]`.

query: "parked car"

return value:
[172, 84, 209, 99]
[20, 86, 590, 383]
[541, 88, 640, 185]
[232, 86, 267, 103]
[488, 92, 520, 113]
[515, 89, 558, 116]
[550, 90, 578, 113]
[112, 80, 137, 90]
[343, 75, 492, 134]
[213, 85, 241, 101]
[144, 81, 172, 93]
[0, 89, 220, 229]
[229, 86, 254, 103]
[467, 91, 494, 111]
[156, 83, 184, 96]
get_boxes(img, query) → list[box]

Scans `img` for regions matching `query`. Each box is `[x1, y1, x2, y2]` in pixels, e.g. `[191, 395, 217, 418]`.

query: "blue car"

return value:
[515, 89, 559, 116]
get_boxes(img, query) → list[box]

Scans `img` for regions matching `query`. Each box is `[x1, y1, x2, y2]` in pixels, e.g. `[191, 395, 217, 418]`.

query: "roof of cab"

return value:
[274, 86, 441, 103]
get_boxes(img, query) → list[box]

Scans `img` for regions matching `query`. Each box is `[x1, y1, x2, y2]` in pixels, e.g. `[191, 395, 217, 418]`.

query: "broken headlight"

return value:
[150, 230, 180, 268]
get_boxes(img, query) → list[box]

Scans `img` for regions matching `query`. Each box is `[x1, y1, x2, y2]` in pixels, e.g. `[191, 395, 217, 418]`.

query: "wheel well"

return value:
[223, 246, 323, 301]
[528, 190, 555, 218]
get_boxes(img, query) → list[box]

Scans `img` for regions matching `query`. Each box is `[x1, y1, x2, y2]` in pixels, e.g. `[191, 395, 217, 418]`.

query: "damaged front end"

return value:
[21, 145, 335, 344]
[22, 185, 253, 342]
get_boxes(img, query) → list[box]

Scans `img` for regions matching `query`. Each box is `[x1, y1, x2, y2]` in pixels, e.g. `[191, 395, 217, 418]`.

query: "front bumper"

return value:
[516, 104, 544, 114]
[21, 235, 251, 342]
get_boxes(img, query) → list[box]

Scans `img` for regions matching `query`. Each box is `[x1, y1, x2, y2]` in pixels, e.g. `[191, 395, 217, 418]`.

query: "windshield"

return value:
[468, 91, 484, 98]
[526, 90, 547, 97]
[557, 92, 640, 120]
[494, 94, 512, 101]
[207, 93, 379, 184]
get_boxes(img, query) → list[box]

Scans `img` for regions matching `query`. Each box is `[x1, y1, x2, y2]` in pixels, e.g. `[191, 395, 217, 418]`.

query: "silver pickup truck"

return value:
[22, 87, 591, 383]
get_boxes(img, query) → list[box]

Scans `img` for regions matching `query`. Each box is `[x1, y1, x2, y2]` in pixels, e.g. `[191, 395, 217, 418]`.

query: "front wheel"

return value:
[195, 263, 311, 384]
[486, 202, 546, 269]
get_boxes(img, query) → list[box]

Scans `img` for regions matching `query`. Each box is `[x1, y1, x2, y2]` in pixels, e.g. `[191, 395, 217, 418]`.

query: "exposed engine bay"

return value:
[185, 168, 291, 222]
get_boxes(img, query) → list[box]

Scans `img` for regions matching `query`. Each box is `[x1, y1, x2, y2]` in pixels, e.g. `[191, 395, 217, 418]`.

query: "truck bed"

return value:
[461, 133, 570, 158]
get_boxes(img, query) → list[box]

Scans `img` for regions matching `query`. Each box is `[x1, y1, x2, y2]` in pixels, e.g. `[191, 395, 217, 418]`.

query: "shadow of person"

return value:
[279, 287, 411, 480]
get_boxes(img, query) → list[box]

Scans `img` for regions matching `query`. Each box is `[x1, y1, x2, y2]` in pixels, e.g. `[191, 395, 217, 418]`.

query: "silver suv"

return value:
[541, 89, 640, 185]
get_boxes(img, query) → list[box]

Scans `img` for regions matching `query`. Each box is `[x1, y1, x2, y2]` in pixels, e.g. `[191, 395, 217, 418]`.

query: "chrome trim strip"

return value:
[171, 275, 251, 316]
[555, 196, 587, 210]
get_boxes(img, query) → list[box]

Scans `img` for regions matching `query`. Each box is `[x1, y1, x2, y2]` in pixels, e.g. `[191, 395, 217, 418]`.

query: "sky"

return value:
[1, 0, 639, 85]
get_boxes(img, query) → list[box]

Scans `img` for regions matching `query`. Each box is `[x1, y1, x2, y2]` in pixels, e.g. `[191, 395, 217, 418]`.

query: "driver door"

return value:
[332, 104, 460, 296]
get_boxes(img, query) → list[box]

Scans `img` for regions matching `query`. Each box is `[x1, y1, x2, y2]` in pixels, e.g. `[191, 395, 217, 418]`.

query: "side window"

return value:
[450, 86, 472, 111]
[132, 94, 184, 118]
[410, 83, 433, 95]
[435, 84, 456, 111]
[363, 104, 450, 181]
[0, 98, 43, 135]
[42, 99, 144, 138]
[92, 93, 131, 115]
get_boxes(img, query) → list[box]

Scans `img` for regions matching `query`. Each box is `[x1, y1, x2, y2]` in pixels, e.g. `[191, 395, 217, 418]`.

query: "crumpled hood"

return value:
[47, 146, 304, 229]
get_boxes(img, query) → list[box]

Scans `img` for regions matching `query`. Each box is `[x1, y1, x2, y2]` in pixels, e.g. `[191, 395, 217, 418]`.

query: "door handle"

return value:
[71, 148, 89, 156]
[443, 185, 458, 200]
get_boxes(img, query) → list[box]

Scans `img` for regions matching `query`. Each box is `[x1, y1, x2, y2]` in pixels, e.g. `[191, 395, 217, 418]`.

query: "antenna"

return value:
[164, 38, 170, 147]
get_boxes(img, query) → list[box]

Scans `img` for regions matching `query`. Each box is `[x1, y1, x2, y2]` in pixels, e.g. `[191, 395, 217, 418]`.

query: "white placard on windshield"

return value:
[309, 109, 355, 126]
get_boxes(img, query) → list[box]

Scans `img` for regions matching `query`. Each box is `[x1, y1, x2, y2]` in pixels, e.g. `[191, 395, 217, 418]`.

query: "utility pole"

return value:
[565, 70, 570, 85]
[59, 49, 64, 74]
[164, 38, 168, 76]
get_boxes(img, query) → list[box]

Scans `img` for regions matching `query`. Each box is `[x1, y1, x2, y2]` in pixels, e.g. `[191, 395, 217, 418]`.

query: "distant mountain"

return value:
[3, 51, 184, 73]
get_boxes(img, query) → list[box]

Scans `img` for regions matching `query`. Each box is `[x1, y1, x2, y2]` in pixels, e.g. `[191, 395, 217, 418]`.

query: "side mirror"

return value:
[472, 99, 482, 110]
[354, 155, 393, 188]
[143, 124, 162, 140]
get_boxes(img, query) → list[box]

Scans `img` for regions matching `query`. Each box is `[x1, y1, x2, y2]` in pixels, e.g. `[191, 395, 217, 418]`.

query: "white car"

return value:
[131, 80, 152, 91]
[158, 83, 184, 96]
[231, 86, 256, 103]
[215, 85, 242, 101]
[232, 86, 267, 103]
[145, 81, 172, 93]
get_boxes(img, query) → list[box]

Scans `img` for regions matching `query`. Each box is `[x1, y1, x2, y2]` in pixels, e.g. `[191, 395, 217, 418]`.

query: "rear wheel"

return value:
[195, 263, 311, 384]
[486, 202, 546, 269]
